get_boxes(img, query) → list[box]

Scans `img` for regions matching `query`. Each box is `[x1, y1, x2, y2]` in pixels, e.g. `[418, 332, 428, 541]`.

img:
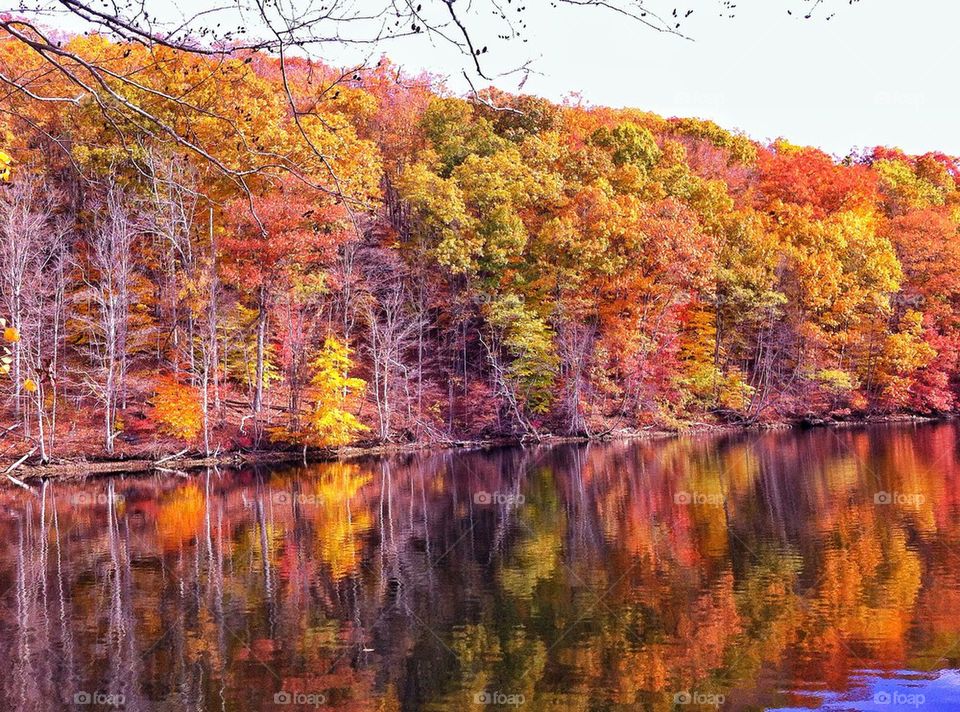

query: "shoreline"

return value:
[5, 413, 946, 483]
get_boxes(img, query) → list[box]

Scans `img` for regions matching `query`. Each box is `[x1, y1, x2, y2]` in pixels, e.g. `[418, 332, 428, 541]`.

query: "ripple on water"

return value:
[770, 669, 960, 711]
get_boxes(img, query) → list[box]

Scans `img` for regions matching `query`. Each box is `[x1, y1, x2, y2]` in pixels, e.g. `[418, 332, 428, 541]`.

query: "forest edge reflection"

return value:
[1, 421, 960, 711]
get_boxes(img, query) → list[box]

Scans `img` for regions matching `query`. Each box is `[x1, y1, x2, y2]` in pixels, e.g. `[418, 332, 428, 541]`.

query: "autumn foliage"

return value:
[151, 379, 204, 442]
[0, 36, 960, 460]
[308, 338, 368, 447]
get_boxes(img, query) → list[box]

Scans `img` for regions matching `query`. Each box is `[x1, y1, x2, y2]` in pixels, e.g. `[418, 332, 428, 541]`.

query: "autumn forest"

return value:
[2, 33, 960, 464]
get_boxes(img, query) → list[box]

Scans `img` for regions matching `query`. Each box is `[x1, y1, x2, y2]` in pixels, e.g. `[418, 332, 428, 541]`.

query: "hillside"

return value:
[1, 36, 959, 463]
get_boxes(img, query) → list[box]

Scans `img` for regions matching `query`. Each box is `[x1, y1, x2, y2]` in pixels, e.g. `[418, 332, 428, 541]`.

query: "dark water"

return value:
[2, 423, 960, 711]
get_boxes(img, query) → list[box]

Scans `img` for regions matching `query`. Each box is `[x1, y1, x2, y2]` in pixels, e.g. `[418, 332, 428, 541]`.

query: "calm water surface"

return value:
[2, 423, 960, 711]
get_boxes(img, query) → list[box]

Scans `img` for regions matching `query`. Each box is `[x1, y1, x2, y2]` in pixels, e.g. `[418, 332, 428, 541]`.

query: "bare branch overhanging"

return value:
[0, 0, 850, 214]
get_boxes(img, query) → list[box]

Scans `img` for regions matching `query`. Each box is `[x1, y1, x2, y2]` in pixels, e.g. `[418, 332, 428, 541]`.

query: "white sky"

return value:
[373, 0, 958, 158]
[22, 0, 958, 157]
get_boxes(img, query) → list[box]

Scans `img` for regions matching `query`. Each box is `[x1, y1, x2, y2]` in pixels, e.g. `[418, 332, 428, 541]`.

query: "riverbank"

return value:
[9, 432, 666, 482]
[4, 413, 945, 483]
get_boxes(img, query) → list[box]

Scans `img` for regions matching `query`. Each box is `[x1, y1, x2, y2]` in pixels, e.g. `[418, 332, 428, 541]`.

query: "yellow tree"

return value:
[309, 337, 368, 447]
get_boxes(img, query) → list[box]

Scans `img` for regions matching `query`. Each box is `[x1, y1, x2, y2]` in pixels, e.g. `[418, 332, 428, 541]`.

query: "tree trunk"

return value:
[253, 286, 267, 416]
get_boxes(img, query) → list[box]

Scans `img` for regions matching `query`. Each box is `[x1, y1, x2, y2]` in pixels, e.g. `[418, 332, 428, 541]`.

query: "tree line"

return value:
[0, 35, 958, 461]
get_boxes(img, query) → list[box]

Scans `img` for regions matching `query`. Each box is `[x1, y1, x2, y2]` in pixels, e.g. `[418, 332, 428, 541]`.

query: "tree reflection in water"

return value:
[2, 423, 960, 710]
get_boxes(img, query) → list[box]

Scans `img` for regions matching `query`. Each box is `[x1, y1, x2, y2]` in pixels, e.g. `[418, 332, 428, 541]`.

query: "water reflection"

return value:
[1, 423, 959, 710]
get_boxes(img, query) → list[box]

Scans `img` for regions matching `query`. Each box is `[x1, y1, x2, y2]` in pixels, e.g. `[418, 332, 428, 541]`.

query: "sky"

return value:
[23, 0, 958, 157]
[370, 0, 958, 158]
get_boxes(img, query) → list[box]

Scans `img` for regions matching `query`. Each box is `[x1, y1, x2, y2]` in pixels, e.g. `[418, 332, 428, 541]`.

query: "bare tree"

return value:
[281, 285, 325, 434]
[145, 152, 223, 454]
[76, 187, 139, 453]
[145, 152, 201, 379]
[480, 330, 538, 438]
[360, 249, 423, 441]
[201, 207, 221, 454]
[0, 175, 68, 460]
[0, 177, 44, 422]
[554, 313, 597, 436]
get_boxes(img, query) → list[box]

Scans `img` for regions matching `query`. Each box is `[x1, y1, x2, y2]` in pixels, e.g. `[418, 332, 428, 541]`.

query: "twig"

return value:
[0, 422, 21, 439]
[461, 71, 523, 114]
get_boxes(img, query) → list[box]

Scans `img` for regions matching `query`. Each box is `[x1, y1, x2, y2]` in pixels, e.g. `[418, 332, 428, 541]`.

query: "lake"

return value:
[2, 422, 960, 710]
